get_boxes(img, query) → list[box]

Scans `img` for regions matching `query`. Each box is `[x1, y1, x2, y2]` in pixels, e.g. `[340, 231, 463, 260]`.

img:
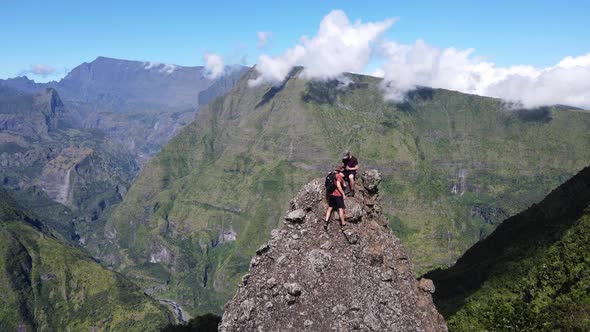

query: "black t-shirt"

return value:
[343, 156, 358, 169]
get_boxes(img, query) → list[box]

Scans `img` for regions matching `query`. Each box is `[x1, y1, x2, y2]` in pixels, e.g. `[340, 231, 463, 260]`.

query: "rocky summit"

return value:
[220, 169, 447, 332]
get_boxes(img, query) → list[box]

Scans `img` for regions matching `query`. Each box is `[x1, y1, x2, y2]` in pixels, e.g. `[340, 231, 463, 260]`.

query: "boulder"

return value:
[284, 209, 306, 223]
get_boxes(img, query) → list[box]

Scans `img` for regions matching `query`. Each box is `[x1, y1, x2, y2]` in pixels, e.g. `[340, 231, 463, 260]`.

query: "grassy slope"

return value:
[105, 68, 590, 314]
[426, 166, 590, 331]
[0, 190, 173, 331]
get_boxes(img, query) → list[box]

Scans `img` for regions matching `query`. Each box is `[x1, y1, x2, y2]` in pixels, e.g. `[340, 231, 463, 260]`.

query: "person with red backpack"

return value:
[324, 165, 346, 230]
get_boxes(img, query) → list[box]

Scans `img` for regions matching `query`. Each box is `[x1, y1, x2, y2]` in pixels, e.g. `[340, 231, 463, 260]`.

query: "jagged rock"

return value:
[284, 294, 296, 305]
[266, 277, 277, 289]
[238, 299, 255, 322]
[307, 249, 331, 272]
[250, 256, 261, 267]
[343, 229, 359, 244]
[284, 283, 303, 296]
[284, 209, 306, 223]
[361, 169, 382, 192]
[256, 243, 270, 255]
[241, 274, 250, 285]
[344, 199, 363, 223]
[418, 278, 436, 294]
[220, 170, 447, 332]
[319, 240, 333, 250]
[276, 255, 288, 266]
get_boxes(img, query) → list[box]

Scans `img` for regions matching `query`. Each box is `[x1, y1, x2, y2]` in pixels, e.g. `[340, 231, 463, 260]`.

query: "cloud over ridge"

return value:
[203, 53, 225, 79]
[248, 10, 590, 109]
[20, 64, 56, 77]
[248, 10, 396, 87]
[378, 40, 590, 109]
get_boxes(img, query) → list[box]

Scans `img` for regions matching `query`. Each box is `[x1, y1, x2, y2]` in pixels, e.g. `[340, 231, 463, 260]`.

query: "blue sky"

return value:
[1, 0, 589, 82]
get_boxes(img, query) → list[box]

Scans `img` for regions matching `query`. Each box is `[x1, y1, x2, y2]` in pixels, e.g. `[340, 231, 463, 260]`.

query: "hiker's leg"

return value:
[338, 208, 346, 226]
[325, 206, 333, 222]
[348, 173, 355, 192]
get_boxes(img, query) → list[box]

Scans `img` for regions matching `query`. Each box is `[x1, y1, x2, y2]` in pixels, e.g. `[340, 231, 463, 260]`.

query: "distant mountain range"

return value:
[0, 57, 248, 162]
[0, 57, 248, 250]
[1, 56, 246, 110]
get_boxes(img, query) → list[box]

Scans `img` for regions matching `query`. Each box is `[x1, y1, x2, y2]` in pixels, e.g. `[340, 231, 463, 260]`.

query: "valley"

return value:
[103, 67, 590, 315]
[3, 3, 589, 331]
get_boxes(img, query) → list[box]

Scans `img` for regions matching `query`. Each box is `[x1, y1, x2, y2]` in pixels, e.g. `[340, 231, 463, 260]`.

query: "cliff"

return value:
[220, 170, 447, 331]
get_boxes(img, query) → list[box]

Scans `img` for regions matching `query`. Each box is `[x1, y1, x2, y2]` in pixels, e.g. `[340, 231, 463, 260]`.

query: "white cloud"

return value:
[378, 40, 590, 109]
[247, 9, 590, 109]
[23, 64, 55, 77]
[143, 61, 177, 74]
[203, 53, 225, 79]
[161, 64, 177, 74]
[249, 10, 396, 87]
[257, 31, 271, 49]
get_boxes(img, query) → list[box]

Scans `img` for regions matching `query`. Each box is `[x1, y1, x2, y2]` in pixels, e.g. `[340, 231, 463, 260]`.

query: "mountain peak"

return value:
[220, 169, 447, 331]
[34, 87, 64, 110]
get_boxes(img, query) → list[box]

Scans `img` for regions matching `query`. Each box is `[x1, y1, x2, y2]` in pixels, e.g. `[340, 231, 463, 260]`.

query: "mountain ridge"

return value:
[103, 67, 590, 315]
[0, 57, 249, 162]
[426, 165, 590, 331]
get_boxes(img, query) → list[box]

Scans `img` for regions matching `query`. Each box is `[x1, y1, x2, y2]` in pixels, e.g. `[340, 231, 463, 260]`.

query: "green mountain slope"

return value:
[0, 189, 173, 331]
[426, 165, 590, 331]
[104, 68, 590, 315]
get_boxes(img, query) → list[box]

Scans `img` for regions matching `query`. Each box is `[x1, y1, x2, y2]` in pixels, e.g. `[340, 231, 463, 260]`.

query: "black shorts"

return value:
[343, 170, 357, 179]
[328, 195, 345, 209]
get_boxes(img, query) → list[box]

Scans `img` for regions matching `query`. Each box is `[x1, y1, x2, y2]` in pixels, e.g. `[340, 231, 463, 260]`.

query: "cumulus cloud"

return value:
[378, 40, 590, 109]
[21, 64, 56, 77]
[203, 53, 225, 79]
[257, 31, 272, 49]
[246, 9, 590, 109]
[249, 10, 396, 87]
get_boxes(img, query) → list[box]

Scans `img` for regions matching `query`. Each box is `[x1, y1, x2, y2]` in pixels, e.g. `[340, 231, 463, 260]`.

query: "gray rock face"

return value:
[284, 209, 306, 223]
[361, 169, 382, 193]
[220, 170, 447, 332]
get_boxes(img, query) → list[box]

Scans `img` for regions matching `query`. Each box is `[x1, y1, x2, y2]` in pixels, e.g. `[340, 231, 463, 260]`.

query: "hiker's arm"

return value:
[336, 180, 345, 197]
[347, 163, 359, 171]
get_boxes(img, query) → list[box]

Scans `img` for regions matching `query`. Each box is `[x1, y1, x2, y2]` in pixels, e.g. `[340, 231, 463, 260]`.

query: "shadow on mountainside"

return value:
[425, 165, 590, 318]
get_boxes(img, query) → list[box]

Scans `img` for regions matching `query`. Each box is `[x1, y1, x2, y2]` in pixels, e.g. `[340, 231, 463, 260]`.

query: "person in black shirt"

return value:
[342, 150, 359, 197]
